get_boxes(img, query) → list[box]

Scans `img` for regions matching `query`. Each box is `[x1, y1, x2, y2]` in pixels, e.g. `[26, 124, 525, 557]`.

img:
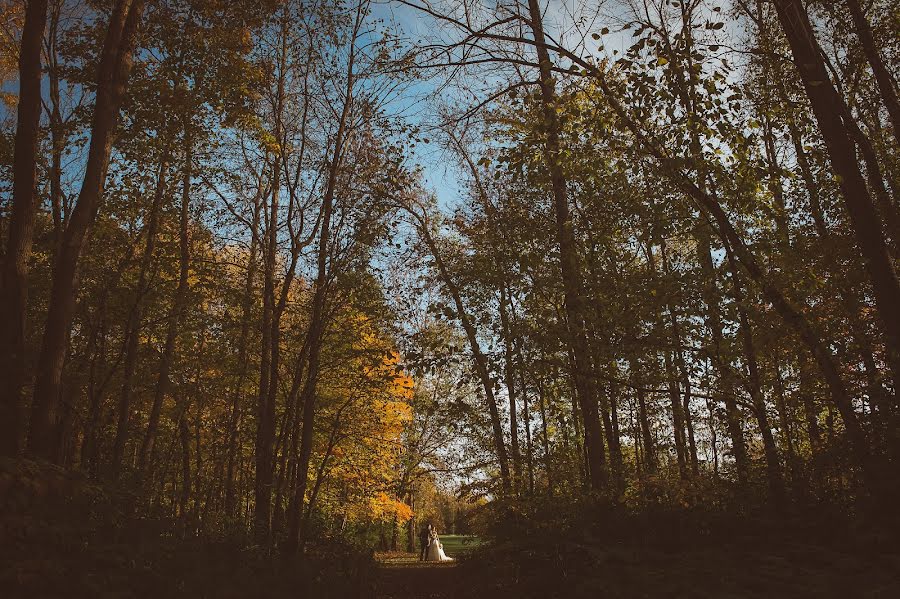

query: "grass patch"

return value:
[437, 535, 481, 558]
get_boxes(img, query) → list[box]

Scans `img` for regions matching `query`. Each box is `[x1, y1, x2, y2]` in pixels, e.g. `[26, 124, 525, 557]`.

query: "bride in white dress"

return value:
[425, 529, 454, 562]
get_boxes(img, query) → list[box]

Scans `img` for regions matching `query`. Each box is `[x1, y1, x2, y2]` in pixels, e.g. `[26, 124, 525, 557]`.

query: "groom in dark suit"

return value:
[419, 522, 432, 561]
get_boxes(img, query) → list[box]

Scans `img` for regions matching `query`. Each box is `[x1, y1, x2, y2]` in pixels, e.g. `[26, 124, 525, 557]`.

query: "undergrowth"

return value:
[0, 458, 373, 598]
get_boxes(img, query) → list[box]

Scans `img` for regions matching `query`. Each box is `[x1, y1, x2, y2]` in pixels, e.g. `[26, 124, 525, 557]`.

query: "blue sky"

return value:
[367, 0, 639, 210]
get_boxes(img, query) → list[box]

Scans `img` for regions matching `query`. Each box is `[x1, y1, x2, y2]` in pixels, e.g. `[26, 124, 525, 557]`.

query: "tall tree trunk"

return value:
[110, 159, 168, 478]
[284, 12, 361, 551]
[799, 355, 824, 493]
[651, 240, 688, 479]
[773, 355, 802, 496]
[282, 335, 311, 544]
[773, 0, 900, 395]
[282, 159, 333, 553]
[629, 357, 656, 472]
[138, 129, 193, 475]
[498, 284, 522, 489]
[0, 0, 49, 457]
[225, 193, 262, 520]
[416, 220, 510, 488]
[446, 126, 518, 490]
[76, 243, 137, 472]
[254, 6, 294, 545]
[845, 0, 900, 145]
[301, 418, 341, 530]
[525, 0, 607, 491]
[271, 399, 294, 539]
[47, 0, 65, 253]
[548, 6, 874, 484]
[785, 118, 828, 238]
[254, 152, 281, 545]
[510, 299, 536, 495]
[761, 117, 790, 248]
[667, 306, 699, 476]
[537, 376, 553, 496]
[782, 77, 899, 436]
[843, 108, 900, 259]
[608, 380, 626, 482]
[78, 298, 108, 473]
[599, 379, 624, 491]
[521, 368, 535, 495]
[695, 222, 749, 486]
[266, 237, 303, 543]
[723, 240, 785, 508]
[27, 0, 146, 461]
[80, 355, 103, 473]
[664, 348, 688, 479]
[705, 373, 720, 477]
[587, 329, 624, 488]
[177, 402, 192, 532]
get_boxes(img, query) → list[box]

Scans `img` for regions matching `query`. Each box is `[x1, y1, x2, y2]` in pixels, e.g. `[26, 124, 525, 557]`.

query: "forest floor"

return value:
[373, 535, 900, 599]
[374, 536, 481, 598]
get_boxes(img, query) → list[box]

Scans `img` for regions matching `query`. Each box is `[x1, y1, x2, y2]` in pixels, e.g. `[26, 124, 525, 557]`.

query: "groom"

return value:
[418, 522, 432, 561]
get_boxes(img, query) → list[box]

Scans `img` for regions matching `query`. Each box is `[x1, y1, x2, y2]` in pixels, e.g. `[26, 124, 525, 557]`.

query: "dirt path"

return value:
[375, 553, 471, 599]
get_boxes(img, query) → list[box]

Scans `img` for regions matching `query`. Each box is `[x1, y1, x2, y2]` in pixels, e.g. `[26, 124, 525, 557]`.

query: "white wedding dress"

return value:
[426, 537, 454, 562]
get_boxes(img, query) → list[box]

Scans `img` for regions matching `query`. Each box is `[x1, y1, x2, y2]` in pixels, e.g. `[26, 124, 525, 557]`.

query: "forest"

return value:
[1, 0, 899, 597]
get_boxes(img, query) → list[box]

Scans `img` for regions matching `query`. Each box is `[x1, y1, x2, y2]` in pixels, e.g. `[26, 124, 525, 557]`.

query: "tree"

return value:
[0, 0, 48, 457]
[28, 0, 146, 461]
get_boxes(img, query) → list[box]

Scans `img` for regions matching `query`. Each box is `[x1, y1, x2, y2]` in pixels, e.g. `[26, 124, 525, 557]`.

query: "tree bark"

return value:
[27, 0, 146, 461]
[705, 367, 720, 477]
[227, 209, 262, 514]
[525, 0, 607, 491]
[649, 240, 688, 479]
[284, 12, 360, 551]
[225, 191, 262, 520]
[845, 0, 900, 145]
[688, 176, 873, 482]
[138, 128, 193, 475]
[521, 367, 535, 495]
[282, 157, 333, 553]
[416, 219, 511, 488]
[498, 284, 522, 489]
[773, 354, 802, 495]
[773, 0, 900, 397]
[667, 308, 699, 476]
[723, 239, 785, 508]
[110, 158, 168, 478]
[785, 117, 828, 238]
[514, 0, 874, 483]
[177, 402, 192, 531]
[47, 0, 66, 253]
[253, 151, 280, 545]
[695, 222, 749, 486]
[537, 376, 553, 496]
[0, 0, 49, 457]
[629, 357, 656, 473]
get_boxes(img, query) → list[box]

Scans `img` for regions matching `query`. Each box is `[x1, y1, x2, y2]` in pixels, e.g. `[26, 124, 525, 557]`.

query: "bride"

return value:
[425, 528, 454, 562]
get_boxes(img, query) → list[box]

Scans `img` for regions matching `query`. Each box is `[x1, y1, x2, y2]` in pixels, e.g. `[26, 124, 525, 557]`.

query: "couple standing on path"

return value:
[419, 523, 454, 562]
